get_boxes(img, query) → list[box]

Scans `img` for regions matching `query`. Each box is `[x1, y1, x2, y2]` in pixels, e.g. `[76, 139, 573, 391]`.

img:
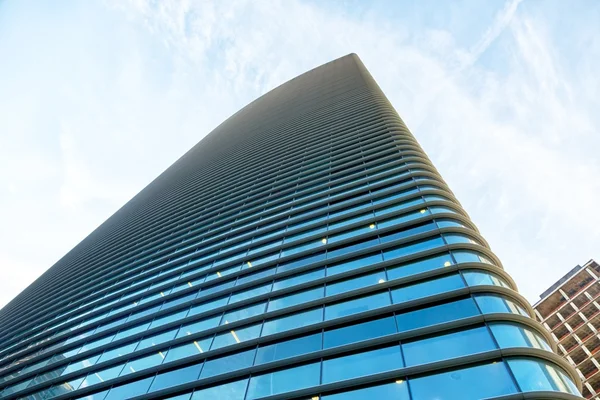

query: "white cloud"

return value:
[0, 0, 598, 310]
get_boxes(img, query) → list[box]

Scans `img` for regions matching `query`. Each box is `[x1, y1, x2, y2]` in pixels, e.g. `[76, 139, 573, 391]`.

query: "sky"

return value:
[0, 0, 598, 310]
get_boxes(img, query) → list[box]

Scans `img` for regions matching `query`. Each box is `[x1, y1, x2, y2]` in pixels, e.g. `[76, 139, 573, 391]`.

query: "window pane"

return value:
[324, 316, 397, 349]
[474, 294, 529, 317]
[268, 287, 324, 312]
[229, 283, 272, 304]
[188, 296, 228, 317]
[396, 298, 480, 332]
[190, 378, 248, 400]
[201, 349, 256, 378]
[323, 345, 403, 384]
[378, 220, 435, 242]
[326, 270, 387, 297]
[391, 274, 465, 304]
[176, 315, 221, 339]
[507, 358, 580, 395]
[164, 339, 210, 363]
[262, 308, 323, 336]
[221, 302, 266, 325]
[246, 362, 321, 399]
[383, 237, 445, 261]
[272, 268, 324, 291]
[463, 270, 510, 288]
[136, 328, 178, 351]
[325, 292, 390, 321]
[80, 364, 124, 389]
[97, 341, 138, 364]
[410, 362, 517, 400]
[150, 309, 190, 330]
[322, 381, 410, 400]
[62, 355, 100, 376]
[113, 322, 151, 342]
[121, 349, 168, 376]
[277, 253, 326, 274]
[104, 377, 154, 400]
[403, 326, 496, 366]
[255, 333, 322, 365]
[211, 323, 260, 350]
[490, 323, 552, 352]
[150, 364, 202, 392]
[327, 238, 379, 260]
[386, 253, 453, 281]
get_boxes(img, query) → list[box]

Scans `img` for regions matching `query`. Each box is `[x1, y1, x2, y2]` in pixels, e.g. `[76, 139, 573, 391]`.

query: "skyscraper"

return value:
[534, 259, 600, 399]
[0, 54, 582, 400]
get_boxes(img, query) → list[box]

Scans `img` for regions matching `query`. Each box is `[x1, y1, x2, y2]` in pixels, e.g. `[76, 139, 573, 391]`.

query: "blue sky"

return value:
[0, 0, 598, 309]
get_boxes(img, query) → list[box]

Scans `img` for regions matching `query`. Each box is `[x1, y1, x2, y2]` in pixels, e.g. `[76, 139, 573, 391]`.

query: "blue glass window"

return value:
[164, 340, 207, 363]
[281, 239, 325, 258]
[322, 381, 410, 399]
[262, 308, 323, 337]
[113, 321, 151, 342]
[378, 213, 431, 233]
[273, 268, 325, 291]
[149, 364, 202, 392]
[403, 326, 496, 366]
[80, 364, 124, 389]
[410, 362, 518, 399]
[452, 250, 494, 265]
[97, 341, 138, 364]
[236, 266, 276, 286]
[104, 377, 154, 400]
[396, 298, 480, 332]
[136, 328, 178, 351]
[255, 333, 322, 365]
[327, 238, 379, 259]
[176, 315, 221, 339]
[121, 349, 168, 376]
[220, 302, 266, 325]
[490, 323, 552, 351]
[229, 283, 272, 304]
[383, 237, 445, 261]
[463, 270, 510, 288]
[268, 287, 324, 312]
[79, 335, 114, 354]
[474, 294, 529, 317]
[325, 292, 390, 320]
[386, 252, 453, 280]
[188, 296, 228, 317]
[326, 270, 387, 297]
[201, 348, 256, 378]
[508, 358, 579, 395]
[246, 362, 321, 399]
[324, 316, 397, 349]
[328, 224, 374, 244]
[211, 323, 261, 350]
[323, 345, 403, 384]
[149, 308, 190, 330]
[391, 274, 465, 304]
[127, 304, 161, 323]
[277, 253, 326, 273]
[61, 355, 100, 376]
[198, 280, 235, 298]
[190, 378, 248, 398]
[327, 253, 383, 276]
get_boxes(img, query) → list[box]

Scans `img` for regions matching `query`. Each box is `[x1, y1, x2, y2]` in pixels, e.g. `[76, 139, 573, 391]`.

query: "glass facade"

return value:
[0, 54, 581, 400]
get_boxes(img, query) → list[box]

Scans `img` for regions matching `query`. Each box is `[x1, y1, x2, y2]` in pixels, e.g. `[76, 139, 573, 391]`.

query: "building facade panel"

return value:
[0, 54, 582, 399]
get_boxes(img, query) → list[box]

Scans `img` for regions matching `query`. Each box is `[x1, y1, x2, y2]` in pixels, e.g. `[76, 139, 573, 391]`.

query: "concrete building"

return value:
[535, 259, 600, 399]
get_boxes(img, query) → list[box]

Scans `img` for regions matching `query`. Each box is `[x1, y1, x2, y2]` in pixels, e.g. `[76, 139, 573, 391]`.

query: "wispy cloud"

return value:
[0, 0, 598, 308]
